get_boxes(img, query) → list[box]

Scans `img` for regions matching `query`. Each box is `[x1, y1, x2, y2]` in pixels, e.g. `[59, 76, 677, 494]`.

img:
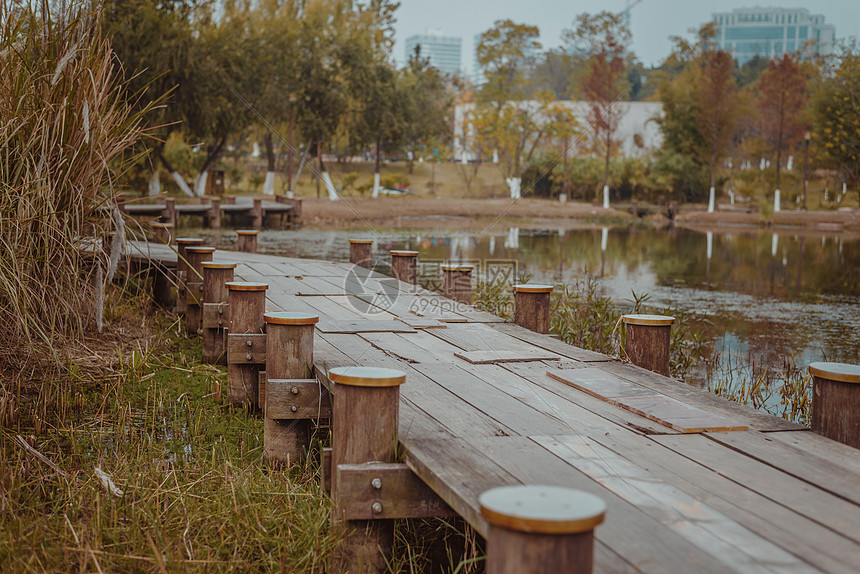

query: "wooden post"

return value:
[514, 284, 554, 334]
[151, 222, 173, 244]
[201, 262, 236, 365]
[207, 197, 221, 230]
[236, 230, 259, 253]
[441, 264, 474, 305]
[184, 246, 215, 337]
[226, 282, 268, 408]
[479, 485, 606, 574]
[161, 197, 176, 226]
[263, 312, 320, 466]
[329, 366, 405, 573]
[349, 239, 373, 268]
[252, 198, 263, 229]
[175, 238, 204, 316]
[622, 314, 675, 376]
[809, 362, 860, 448]
[390, 250, 419, 285]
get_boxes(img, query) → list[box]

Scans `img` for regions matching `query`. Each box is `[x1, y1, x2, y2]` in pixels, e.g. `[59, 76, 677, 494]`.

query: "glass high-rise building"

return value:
[712, 7, 835, 65]
[405, 30, 461, 76]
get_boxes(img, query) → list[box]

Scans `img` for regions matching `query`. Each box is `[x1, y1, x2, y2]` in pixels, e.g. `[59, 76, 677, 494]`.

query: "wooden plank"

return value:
[491, 322, 612, 362]
[533, 435, 812, 573]
[766, 430, 860, 476]
[396, 316, 446, 329]
[468, 436, 735, 574]
[454, 350, 560, 364]
[317, 320, 416, 334]
[547, 368, 748, 433]
[651, 433, 860, 544]
[335, 462, 455, 520]
[266, 379, 332, 419]
[226, 333, 267, 364]
[597, 361, 803, 432]
[590, 429, 860, 574]
[704, 430, 860, 506]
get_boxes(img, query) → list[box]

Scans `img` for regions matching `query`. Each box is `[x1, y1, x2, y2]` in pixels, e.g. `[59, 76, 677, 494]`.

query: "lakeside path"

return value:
[133, 240, 860, 573]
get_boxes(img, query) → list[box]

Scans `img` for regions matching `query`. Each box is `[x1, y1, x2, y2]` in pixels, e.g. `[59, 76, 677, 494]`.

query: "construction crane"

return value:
[621, 0, 643, 30]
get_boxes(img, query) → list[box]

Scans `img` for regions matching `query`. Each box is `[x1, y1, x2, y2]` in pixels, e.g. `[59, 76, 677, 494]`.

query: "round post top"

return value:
[202, 261, 237, 270]
[175, 237, 204, 245]
[236, 229, 260, 236]
[514, 284, 554, 294]
[622, 314, 675, 327]
[391, 250, 420, 256]
[186, 246, 216, 254]
[479, 485, 606, 535]
[328, 366, 406, 388]
[349, 239, 374, 244]
[264, 312, 320, 326]
[151, 222, 173, 229]
[808, 362, 860, 384]
[441, 264, 475, 272]
[226, 281, 269, 292]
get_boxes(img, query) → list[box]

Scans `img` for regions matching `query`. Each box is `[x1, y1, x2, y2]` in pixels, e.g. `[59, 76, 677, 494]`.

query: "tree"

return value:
[563, 11, 630, 206]
[756, 54, 810, 201]
[477, 19, 540, 105]
[697, 49, 743, 209]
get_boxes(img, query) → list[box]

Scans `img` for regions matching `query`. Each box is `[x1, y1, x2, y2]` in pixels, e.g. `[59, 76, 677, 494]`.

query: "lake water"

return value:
[213, 225, 859, 374]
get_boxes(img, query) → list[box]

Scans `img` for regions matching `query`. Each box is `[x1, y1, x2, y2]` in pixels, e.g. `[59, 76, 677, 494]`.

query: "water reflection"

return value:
[238, 225, 859, 367]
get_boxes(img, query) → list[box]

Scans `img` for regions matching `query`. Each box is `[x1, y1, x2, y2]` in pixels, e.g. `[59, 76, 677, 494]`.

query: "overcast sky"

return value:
[392, 1, 860, 70]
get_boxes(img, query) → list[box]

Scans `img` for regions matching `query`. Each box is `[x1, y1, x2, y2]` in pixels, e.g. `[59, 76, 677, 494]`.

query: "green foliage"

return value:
[812, 43, 860, 185]
[477, 19, 541, 104]
[380, 173, 411, 189]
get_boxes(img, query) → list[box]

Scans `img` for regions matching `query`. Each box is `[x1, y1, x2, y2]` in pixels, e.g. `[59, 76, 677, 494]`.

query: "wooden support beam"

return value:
[184, 246, 215, 337]
[237, 229, 259, 253]
[442, 264, 474, 305]
[201, 262, 236, 364]
[349, 239, 373, 269]
[207, 197, 221, 230]
[622, 314, 675, 377]
[810, 362, 860, 448]
[336, 462, 455, 520]
[263, 312, 320, 466]
[480, 485, 606, 574]
[174, 238, 204, 317]
[390, 250, 419, 285]
[322, 447, 332, 494]
[252, 198, 263, 229]
[226, 282, 268, 408]
[161, 197, 176, 226]
[514, 284, 553, 334]
[329, 366, 405, 573]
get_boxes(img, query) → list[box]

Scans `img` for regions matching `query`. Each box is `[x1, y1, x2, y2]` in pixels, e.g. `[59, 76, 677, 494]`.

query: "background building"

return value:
[712, 7, 835, 65]
[404, 30, 461, 75]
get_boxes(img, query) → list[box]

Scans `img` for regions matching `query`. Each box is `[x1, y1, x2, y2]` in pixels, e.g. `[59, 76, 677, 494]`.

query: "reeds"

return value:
[0, 0, 148, 360]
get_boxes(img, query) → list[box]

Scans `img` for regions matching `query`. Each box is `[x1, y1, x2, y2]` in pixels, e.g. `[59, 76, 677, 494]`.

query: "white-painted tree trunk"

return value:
[708, 186, 715, 212]
[706, 231, 713, 260]
[774, 189, 781, 213]
[148, 170, 161, 197]
[263, 171, 276, 196]
[602, 185, 610, 209]
[372, 172, 380, 198]
[843, 182, 847, 195]
[600, 227, 608, 252]
[730, 188, 735, 205]
[506, 177, 521, 199]
[787, 156, 794, 171]
[322, 171, 338, 201]
[251, 141, 261, 157]
[489, 235, 495, 255]
[171, 171, 194, 197]
[492, 149, 499, 164]
[504, 227, 520, 249]
[194, 171, 208, 197]
[771, 233, 779, 257]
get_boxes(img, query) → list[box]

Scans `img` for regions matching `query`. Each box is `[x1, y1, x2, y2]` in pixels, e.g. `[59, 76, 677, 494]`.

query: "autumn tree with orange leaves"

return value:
[756, 54, 811, 201]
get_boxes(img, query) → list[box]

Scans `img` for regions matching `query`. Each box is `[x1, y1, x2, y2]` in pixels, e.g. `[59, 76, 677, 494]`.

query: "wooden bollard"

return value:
[175, 237, 204, 316]
[236, 230, 259, 253]
[161, 197, 176, 226]
[184, 247, 215, 336]
[441, 264, 474, 305]
[809, 362, 860, 448]
[349, 239, 373, 268]
[622, 314, 675, 376]
[330, 366, 405, 573]
[252, 198, 263, 229]
[151, 222, 173, 244]
[263, 312, 321, 466]
[207, 197, 221, 230]
[479, 485, 606, 574]
[201, 262, 236, 364]
[226, 282, 268, 408]
[514, 284, 554, 334]
[390, 250, 419, 284]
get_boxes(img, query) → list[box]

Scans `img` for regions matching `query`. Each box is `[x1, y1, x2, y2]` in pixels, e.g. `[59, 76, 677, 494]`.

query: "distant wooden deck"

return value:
[130, 240, 860, 573]
[120, 196, 300, 229]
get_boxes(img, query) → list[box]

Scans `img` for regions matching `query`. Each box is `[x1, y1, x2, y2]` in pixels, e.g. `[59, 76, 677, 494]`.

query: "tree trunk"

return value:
[263, 133, 276, 196]
[195, 136, 227, 196]
[315, 141, 321, 200]
[372, 138, 382, 198]
[287, 109, 295, 191]
[156, 149, 194, 197]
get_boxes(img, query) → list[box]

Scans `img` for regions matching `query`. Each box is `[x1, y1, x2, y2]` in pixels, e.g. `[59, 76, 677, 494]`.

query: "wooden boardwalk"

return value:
[130, 241, 860, 573]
